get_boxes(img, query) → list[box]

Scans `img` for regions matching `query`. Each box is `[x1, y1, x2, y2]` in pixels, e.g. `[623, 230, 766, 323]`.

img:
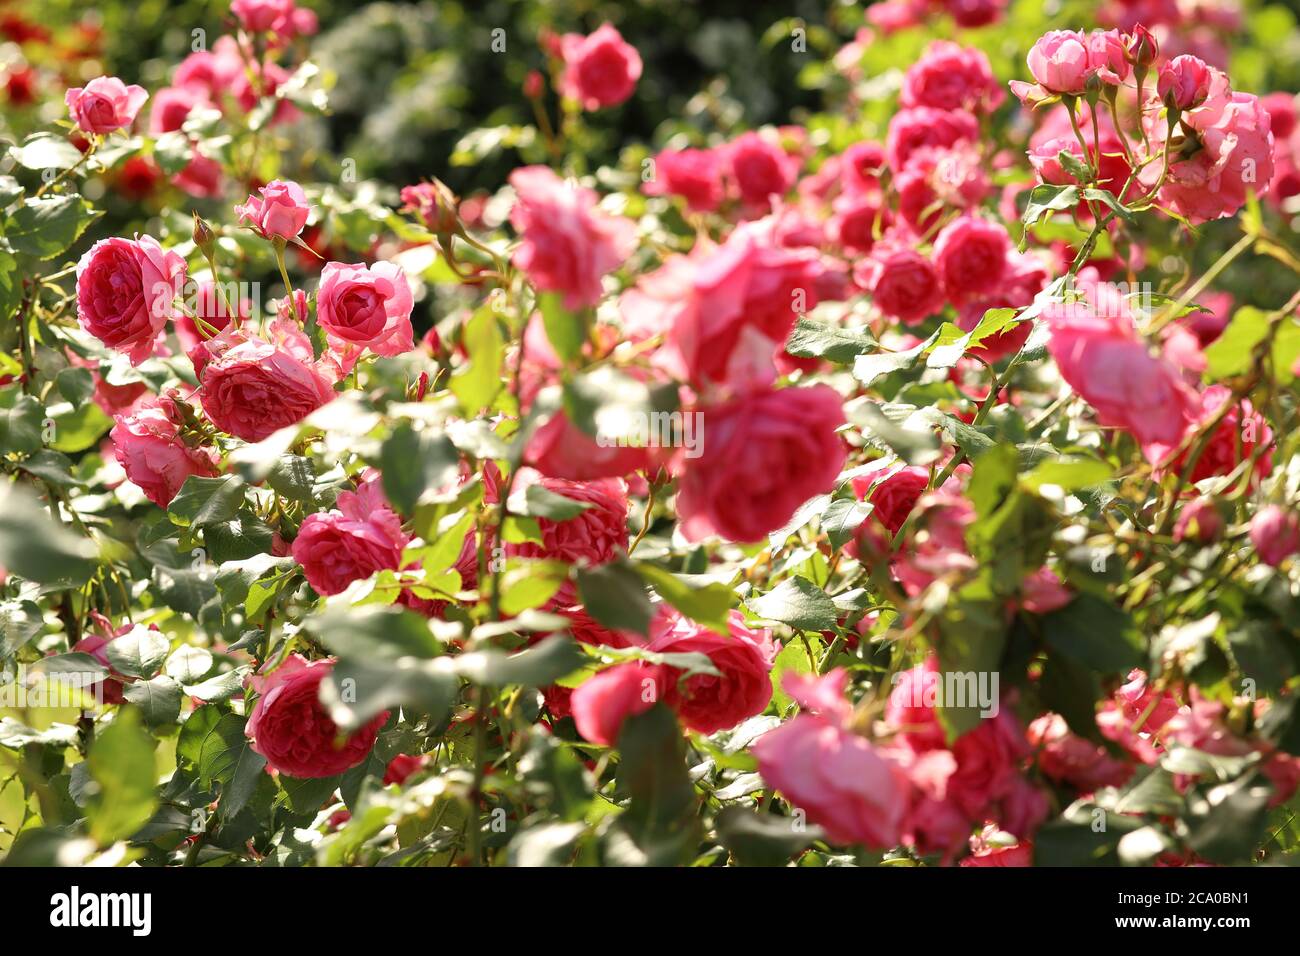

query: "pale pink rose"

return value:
[291, 477, 408, 595]
[1163, 384, 1272, 485]
[646, 609, 777, 735]
[558, 23, 642, 110]
[509, 166, 637, 309]
[676, 385, 846, 543]
[317, 261, 415, 360]
[643, 147, 724, 211]
[1085, 29, 1131, 85]
[755, 671, 912, 847]
[1250, 505, 1300, 567]
[901, 41, 1004, 114]
[570, 662, 672, 746]
[1024, 30, 1091, 94]
[1044, 292, 1200, 463]
[65, 76, 148, 133]
[190, 317, 336, 441]
[1157, 54, 1223, 110]
[111, 394, 220, 507]
[235, 179, 311, 240]
[886, 657, 948, 750]
[246, 655, 388, 778]
[1029, 713, 1134, 791]
[724, 131, 800, 208]
[77, 235, 186, 365]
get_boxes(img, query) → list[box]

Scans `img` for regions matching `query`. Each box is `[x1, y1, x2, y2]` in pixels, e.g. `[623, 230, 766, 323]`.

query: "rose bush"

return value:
[0, 0, 1298, 871]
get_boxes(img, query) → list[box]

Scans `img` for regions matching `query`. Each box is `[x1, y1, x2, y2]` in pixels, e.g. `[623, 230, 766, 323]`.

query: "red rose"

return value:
[245, 655, 387, 778]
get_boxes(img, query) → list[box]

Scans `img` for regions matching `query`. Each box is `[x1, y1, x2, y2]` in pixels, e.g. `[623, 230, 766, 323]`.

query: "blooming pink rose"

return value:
[643, 147, 724, 212]
[148, 85, 208, 134]
[173, 151, 223, 199]
[1157, 54, 1222, 110]
[1024, 30, 1091, 94]
[1250, 505, 1300, 567]
[173, 39, 244, 96]
[886, 657, 948, 750]
[317, 261, 415, 360]
[945, 0, 1006, 28]
[855, 238, 944, 324]
[895, 144, 991, 235]
[1115, 669, 1181, 734]
[676, 385, 846, 543]
[1029, 713, 1134, 791]
[830, 190, 891, 252]
[647, 609, 776, 735]
[111, 394, 220, 507]
[245, 655, 388, 778]
[623, 220, 825, 393]
[232, 59, 300, 125]
[1164, 385, 1272, 485]
[509, 165, 637, 309]
[571, 662, 672, 746]
[754, 670, 912, 847]
[852, 464, 929, 536]
[1149, 90, 1275, 223]
[885, 106, 979, 172]
[932, 216, 1011, 303]
[292, 477, 408, 595]
[231, 0, 293, 33]
[1044, 291, 1200, 463]
[524, 411, 653, 482]
[235, 179, 311, 240]
[65, 76, 148, 133]
[77, 235, 186, 365]
[901, 41, 1004, 114]
[892, 489, 978, 596]
[190, 317, 336, 441]
[725, 131, 801, 208]
[558, 23, 642, 110]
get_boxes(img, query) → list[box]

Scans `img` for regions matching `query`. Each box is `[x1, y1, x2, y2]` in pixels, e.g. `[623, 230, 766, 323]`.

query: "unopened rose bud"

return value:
[1250, 505, 1300, 567]
[1126, 24, 1158, 68]
[523, 69, 544, 99]
[192, 212, 217, 259]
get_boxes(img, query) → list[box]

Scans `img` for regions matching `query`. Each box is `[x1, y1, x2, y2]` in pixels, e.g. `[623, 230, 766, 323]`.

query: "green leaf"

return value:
[0, 599, 44, 660]
[749, 576, 838, 631]
[5, 195, 101, 260]
[634, 563, 735, 635]
[562, 366, 679, 441]
[1203, 307, 1268, 381]
[0, 394, 44, 455]
[178, 708, 247, 789]
[105, 625, 170, 679]
[1040, 593, 1143, 673]
[1184, 771, 1273, 865]
[265, 455, 318, 502]
[450, 303, 504, 414]
[1023, 457, 1114, 491]
[322, 656, 456, 731]
[453, 635, 585, 687]
[168, 475, 247, 529]
[849, 401, 942, 465]
[608, 706, 699, 866]
[715, 806, 821, 866]
[312, 604, 445, 660]
[1021, 183, 1080, 230]
[379, 422, 460, 514]
[852, 332, 938, 388]
[0, 483, 97, 585]
[123, 675, 183, 728]
[8, 133, 84, 171]
[577, 559, 654, 637]
[86, 708, 158, 844]
[47, 401, 112, 453]
[521, 483, 592, 520]
[538, 291, 585, 362]
[785, 317, 875, 364]
[500, 558, 570, 616]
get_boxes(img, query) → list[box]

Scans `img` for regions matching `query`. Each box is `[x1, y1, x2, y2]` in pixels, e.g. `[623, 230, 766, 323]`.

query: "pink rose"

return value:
[235, 179, 311, 240]
[246, 655, 388, 778]
[173, 152, 223, 199]
[76, 235, 186, 365]
[852, 464, 929, 536]
[891, 489, 978, 596]
[231, 0, 294, 33]
[945, 0, 1005, 28]
[855, 238, 944, 324]
[65, 76, 148, 133]
[901, 41, 1004, 114]
[754, 670, 911, 847]
[724, 131, 800, 208]
[932, 216, 1011, 303]
[173, 39, 244, 96]
[895, 144, 990, 234]
[175, 280, 247, 354]
[1044, 291, 1200, 463]
[524, 411, 653, 482]
[558, 23, 642, 110]
[1250, 505, 1300, 567]
[1029, 713, 1134, 791]
[676, 385, 846, 543]
[886, 658, 948, 750]
[292, 477, 408, 595]
[191, 317, 336, 441]
[1164, 385, 1272, 485]
[317, 261, 415, 360]
[647, 609, 777, 735]
[111, 394, 221, 507]
[1024, 30, 1091, 94]
[571, 662, 671, 746]
[830, 190, 891, 252]
[840, 141, 888, 194]
[509, 165, 637, 309]
[623, 220, 825, 393]
[1174, 497, 1224, 544]
[148, 85, 208, 134]
[643, 147, 724, 212]
[1157, 54, 1221, 110]
[885, 106, 979, 172]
